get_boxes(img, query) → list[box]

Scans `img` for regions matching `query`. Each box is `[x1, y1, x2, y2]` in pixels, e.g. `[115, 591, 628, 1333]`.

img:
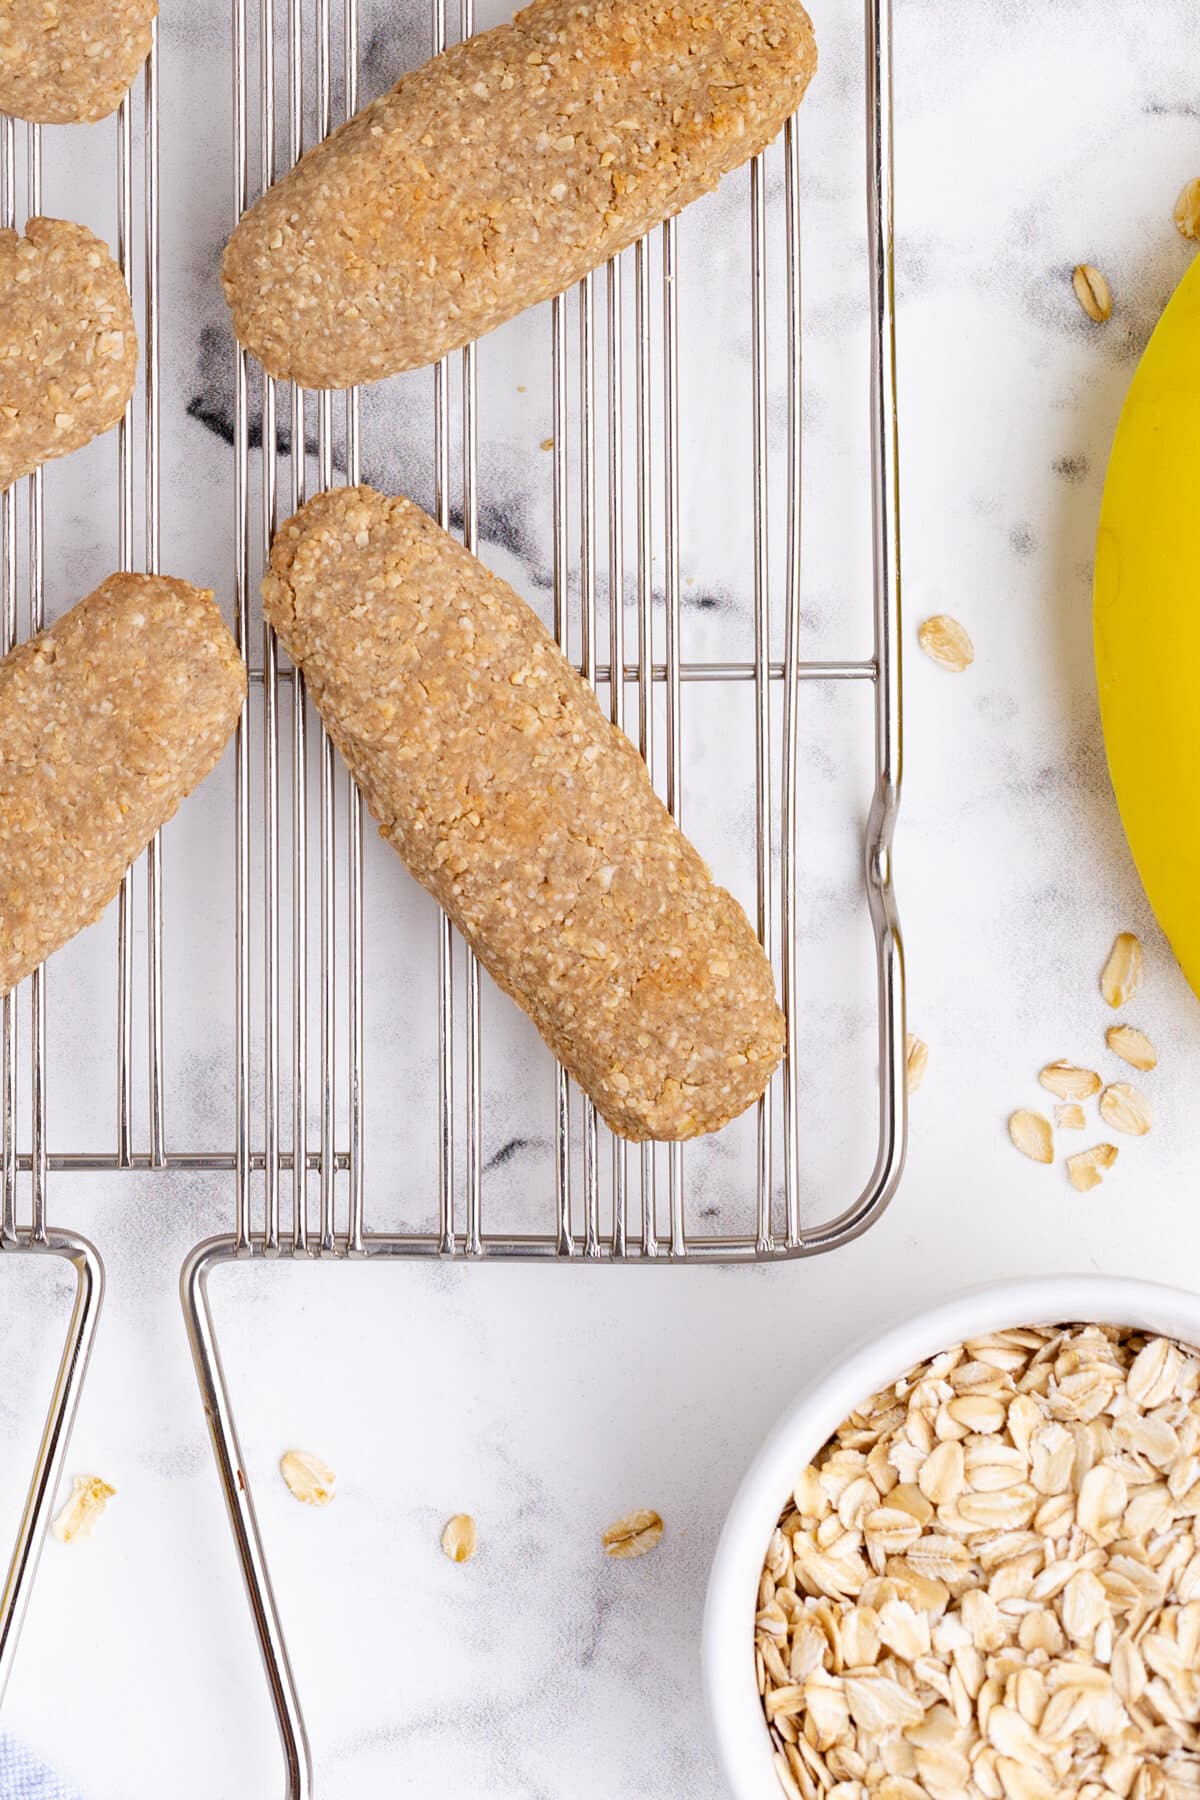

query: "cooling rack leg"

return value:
[0, 1232, 104, 1709]
[181, 1239, 313, 1799]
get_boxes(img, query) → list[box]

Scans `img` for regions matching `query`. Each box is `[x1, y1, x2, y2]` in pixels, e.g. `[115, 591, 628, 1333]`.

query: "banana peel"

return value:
[1094, 254, 1200, 1000]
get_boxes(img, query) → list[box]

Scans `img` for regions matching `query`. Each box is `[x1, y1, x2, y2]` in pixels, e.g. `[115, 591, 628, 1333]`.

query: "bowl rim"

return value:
[701, 1272, 1200, 1800]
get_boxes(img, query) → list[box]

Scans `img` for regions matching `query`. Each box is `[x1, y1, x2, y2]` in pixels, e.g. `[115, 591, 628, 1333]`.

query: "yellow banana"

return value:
[1094, 254, 1200, 999]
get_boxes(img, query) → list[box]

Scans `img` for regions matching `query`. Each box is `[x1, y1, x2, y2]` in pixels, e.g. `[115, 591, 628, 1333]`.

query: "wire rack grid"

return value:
[0, 9, 903, 1245]
[0, 0, 902, 1777]
[179, 0, 903, 1786]
[190, 0, 905, 1273]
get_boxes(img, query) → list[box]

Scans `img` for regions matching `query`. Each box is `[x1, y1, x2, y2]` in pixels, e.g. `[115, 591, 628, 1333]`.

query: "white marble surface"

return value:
[3, 0, 1200, 1794]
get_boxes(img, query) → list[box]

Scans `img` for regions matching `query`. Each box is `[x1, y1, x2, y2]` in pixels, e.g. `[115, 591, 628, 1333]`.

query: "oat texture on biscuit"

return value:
[756, 1323, 1200, 1800]
[223, 0, 817, 386]
[0, 574, 246, 996]
[0, 218, 137, 490]
[262, 486, 785, 1142]
[0, 0, 156, 123]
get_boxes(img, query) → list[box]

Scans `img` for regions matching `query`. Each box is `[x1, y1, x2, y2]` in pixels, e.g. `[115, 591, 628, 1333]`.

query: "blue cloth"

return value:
[0, 1735, 81, 1800]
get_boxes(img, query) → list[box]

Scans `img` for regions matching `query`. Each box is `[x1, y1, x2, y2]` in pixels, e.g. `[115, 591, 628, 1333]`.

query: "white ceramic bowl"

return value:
[702, 1274, 1200, 1800]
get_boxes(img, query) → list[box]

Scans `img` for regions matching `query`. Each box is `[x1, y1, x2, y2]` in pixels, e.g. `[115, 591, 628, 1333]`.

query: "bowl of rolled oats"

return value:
[702, 1277, 1200, 1800]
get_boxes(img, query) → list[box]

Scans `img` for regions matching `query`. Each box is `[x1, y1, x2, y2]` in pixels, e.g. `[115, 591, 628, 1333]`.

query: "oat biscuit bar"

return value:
[0, 0, 157, 125]
[263, 485, 785, 1142]
[223, 0, 817, 387]
[0, 574, 246, 996]
[0, 218, 137, 490]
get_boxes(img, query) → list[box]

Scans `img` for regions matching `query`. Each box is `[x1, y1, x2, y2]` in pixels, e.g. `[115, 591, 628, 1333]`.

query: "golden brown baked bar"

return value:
[263, 485, 785, 1142]
[0, 0, 157, 125]
[0, 219, 137, 491]
[223, 0, 817, 387]
[0, 575, 246, 996]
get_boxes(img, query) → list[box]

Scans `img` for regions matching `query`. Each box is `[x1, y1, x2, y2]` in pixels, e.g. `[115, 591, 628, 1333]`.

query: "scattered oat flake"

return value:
[51, 1475, 116, 1544]
[1100, 932, 1142, 1008]
[918, 614, 974, 672]
[1055, 1102, 1085, 1132]
[1098, 1081, 1152, 1136]
[1066, 1143, 1118, 1192]
[1072, 263, 1112, 322]
[1174, 177, 1200, 241]
[1009, 1108, 1053, 1164]
[1106, 1024, 1156, 1071]
[540, 436, 554, 451]
[1038, 1060, 1100, 1100]
[603, 1508, 663, 1559]
[441, 1513, 477, 1563]
[279, 1448, 335, 1506]
[905, 1033, 928, 1095]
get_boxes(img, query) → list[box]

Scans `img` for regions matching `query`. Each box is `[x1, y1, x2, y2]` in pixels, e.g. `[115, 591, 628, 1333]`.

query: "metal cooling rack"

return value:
[182, 0, 903, 1785]
[0, 0, 903, 1779]
[188, 0, 905, 1268]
